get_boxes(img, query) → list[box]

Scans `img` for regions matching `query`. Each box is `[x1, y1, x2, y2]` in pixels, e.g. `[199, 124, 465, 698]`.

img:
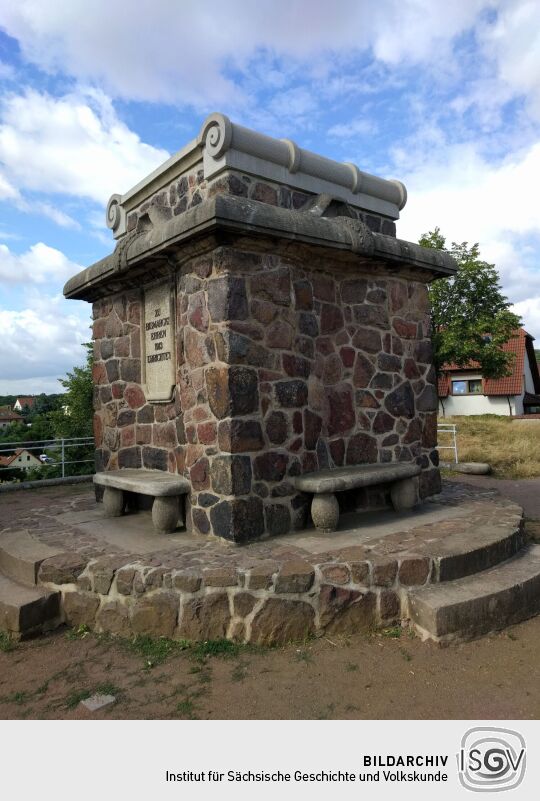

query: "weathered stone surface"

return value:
[178, 593, 231, 640]
[210, 497, 265, 542]
[233, 592, 257, 618]
[379, 590, 400, 621]
[173, 571, 202, 593]
[131, 593, 178, 637]
[116, 568, 135, 596]
[203, 567, 238, 587]
[97, 601, 131, 636]
[63, 592, 100, 627]
[211, 454, 252, 495]
[341, 278, 367, 303]
[345, 433, 377, 465]
[251, 267, 290, 305]
[250, 598, 315, 645]
[321, 564, 351, 585]
[208, 275, 248, 321]
[304, 409, 322, 449]
[267, 320, 294, 349]
[390, 477, 419, 511]
[247, 562, 278, 590]
[319, 585, 376, 633]
[351, 561, 370, 584]
[311, 492, 339, 532]
[264, 504, 291, 536]
[398, 557, 430, 586]
[327, 385, 355, 436]
[275, 380, 308, 408]
[384, 382, 415, 418]
[253, 452, 288, 482]
[416, 385, 438, 412]
[294, 279, 313, 310]
[218, 419, 264, 452]
[215, 331, 270, 367]
[372, 560, 398, 587]
[39, 553, 87, 585]
[453, 462, 491, 475]
[265, 411, 288, 444]
[275, 559, 314, 593]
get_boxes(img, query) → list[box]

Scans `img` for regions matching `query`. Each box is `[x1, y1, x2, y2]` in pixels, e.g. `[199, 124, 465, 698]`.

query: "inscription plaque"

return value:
[143, 283, 175, 401]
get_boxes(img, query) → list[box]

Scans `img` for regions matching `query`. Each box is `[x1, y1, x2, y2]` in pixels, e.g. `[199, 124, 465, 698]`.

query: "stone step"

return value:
[431, 515, 526, 582]
[0, 571, 61, 639]
[408, 545, 540, 642]
[0, 530, 62, 586]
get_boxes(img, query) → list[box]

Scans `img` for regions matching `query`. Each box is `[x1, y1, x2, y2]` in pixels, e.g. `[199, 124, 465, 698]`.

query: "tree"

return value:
[51, 343, 94, 438]
[420, 228, 521, 382]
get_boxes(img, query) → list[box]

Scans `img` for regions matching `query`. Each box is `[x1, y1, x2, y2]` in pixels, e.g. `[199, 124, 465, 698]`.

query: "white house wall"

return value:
[439, 393, 517, 416]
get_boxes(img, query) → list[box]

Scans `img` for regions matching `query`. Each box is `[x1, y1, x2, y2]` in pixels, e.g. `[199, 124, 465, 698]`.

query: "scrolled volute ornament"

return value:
[197, 112, 233, 159]
[106, 194, 123, 233]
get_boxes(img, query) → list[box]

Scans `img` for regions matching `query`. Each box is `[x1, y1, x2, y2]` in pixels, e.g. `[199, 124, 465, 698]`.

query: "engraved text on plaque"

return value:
[143, 283, 175, 401]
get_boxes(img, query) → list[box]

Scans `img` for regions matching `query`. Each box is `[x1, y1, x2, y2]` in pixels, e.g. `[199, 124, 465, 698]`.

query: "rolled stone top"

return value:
[105, 112, 407, 239]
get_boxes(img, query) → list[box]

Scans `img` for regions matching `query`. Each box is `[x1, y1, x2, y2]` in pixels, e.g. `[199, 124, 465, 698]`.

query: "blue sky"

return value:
[0, 0, 539, 393]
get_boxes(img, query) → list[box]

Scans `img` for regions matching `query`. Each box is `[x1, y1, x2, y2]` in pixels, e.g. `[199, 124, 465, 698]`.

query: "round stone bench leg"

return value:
[103, 487, 124, 517]
[311, 492, 339, 533]
[152, 496, 179, 534]
[390, 477, 419, 512]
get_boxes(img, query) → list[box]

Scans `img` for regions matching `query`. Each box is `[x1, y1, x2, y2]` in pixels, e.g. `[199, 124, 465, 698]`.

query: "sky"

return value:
[0, 0, 539, 394]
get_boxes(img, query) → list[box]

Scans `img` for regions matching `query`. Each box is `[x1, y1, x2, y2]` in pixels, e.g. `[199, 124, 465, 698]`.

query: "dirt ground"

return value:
[1, 615, 539, 720]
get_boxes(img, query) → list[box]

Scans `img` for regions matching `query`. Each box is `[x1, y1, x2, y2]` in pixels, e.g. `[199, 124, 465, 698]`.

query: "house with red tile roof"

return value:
[13, 396, 37, 412]
[438, 328, 540, 416]
[0, 409, 23, 430]
[0, 448, 42, 469]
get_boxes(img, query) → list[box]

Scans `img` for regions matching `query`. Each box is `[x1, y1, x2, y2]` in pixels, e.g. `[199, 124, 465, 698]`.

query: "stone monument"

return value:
[64, 113, 455, 543]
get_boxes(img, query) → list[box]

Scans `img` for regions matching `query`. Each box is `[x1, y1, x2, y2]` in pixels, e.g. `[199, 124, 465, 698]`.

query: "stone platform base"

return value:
[0, 482, 535, 644]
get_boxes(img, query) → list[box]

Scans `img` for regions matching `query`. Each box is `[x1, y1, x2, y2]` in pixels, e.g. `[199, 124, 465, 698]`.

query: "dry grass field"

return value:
[439, 415, 540, 479]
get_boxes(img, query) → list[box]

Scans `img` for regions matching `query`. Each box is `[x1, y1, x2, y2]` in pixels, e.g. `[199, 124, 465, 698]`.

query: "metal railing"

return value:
[0, 437, 94, 479]
[437, 424, 458, 463]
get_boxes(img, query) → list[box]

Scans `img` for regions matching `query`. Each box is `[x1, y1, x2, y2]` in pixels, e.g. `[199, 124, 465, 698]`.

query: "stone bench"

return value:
[94, 469, 190, 534]
[293, 462, 422, 533]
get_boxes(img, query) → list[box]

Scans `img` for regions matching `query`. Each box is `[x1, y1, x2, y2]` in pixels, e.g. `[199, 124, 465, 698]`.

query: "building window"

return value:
[452, 379, 482, 395]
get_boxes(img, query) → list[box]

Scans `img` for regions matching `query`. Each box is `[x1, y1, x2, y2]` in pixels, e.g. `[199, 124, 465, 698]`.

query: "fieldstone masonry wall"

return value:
[92, 241, 439, 543]
[125, 166, 397, 238]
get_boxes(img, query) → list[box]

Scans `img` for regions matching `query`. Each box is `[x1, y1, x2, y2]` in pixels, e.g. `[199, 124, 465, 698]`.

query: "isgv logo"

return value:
[457, 727, 526, 792]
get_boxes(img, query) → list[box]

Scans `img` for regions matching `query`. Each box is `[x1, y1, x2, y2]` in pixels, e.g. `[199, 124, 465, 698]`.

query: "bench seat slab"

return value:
[94, 469, 190, 497]
[293, 462, 421, 495]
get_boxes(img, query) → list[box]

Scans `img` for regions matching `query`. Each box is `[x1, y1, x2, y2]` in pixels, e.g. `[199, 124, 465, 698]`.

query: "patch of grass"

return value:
[65, 624, 90, 640]
[125, 635, 189, 667]
[345, 662, 359, 672]
[381, 626, 402, 639]
[439, 415, 540, 479]
[65, 689, 92, 709]
[231, 663, 249, 682]
[0, 632, 15, 653]
[95, 682, 121, 697]
[10, 691, 30, 706]
[176, 698, 197, 718]
[295, 649, 313, 664]
[399, 647, 412, 662]
[190, 639, 243, 661]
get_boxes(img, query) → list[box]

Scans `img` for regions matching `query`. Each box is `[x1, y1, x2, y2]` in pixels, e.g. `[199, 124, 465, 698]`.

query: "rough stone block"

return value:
[250, 598, 315, 645]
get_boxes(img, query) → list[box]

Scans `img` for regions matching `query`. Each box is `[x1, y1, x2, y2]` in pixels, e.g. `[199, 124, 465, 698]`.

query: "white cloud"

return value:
[396, 139, 540, 337]
[0, 241, 82, 284]
[0, 1, 494, 106]
[478, 1, 540, 119]
[328, 118, 378, 139]
[0, 291, 90, 390]
[0, 88, 169, 205]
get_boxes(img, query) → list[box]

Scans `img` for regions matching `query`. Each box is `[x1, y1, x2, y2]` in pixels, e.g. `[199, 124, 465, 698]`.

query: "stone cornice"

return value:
[105, 112, 407, 239]
[65, 194, 456, 301]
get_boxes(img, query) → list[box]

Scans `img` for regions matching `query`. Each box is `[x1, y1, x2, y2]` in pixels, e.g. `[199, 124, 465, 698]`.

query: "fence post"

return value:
[61, 439, 65, 478]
